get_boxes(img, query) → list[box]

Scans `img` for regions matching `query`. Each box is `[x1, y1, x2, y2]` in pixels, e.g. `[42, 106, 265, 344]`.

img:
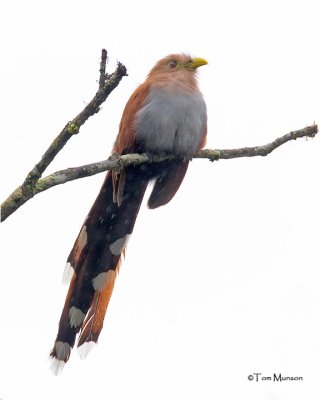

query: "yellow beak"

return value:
[186, 57, 208, 70]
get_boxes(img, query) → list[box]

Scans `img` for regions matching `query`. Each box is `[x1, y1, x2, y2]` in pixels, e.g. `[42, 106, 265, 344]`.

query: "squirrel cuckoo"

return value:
[50, 53, 207, 373]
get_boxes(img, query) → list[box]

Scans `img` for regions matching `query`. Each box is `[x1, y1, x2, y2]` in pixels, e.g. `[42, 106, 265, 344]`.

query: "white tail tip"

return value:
[78, 341, 96, 360]
[69, 306, 86, 328]
[50, 357, 66, 376]
[62, 262, 74, 285]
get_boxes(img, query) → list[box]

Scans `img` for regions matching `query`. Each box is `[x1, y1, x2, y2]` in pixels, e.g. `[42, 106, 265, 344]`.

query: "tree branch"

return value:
[196, 124, 318, 160]
[1, 49, 127, 222]
[1, 124, 317, 222]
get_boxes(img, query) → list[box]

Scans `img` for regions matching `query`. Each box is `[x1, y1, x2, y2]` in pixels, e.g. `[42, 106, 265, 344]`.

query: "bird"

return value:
[50, 53, 208, 373]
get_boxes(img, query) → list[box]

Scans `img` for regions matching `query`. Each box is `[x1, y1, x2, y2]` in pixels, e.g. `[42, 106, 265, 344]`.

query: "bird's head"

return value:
[147, 53, 208, 90]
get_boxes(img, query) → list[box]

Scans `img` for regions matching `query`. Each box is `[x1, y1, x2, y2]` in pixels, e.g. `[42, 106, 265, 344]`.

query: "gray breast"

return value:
[134, 87, 207, 156]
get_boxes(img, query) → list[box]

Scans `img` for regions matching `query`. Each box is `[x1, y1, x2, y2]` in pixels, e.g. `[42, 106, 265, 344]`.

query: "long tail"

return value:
[50, 165, 149, 373]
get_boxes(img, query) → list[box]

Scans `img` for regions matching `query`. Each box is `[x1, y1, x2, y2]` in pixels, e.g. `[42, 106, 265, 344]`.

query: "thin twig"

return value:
[99, 49, 108, 89]
[1, 49, 127, 223]
[1, 124, 317, 222]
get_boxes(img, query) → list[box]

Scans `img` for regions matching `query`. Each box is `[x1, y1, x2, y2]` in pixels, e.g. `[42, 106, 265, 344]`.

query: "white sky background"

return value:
[1, 0, 320, 398]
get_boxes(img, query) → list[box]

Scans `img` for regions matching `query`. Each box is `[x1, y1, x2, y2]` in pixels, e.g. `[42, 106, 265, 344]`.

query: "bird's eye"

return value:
[169, 60, 177, 69]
